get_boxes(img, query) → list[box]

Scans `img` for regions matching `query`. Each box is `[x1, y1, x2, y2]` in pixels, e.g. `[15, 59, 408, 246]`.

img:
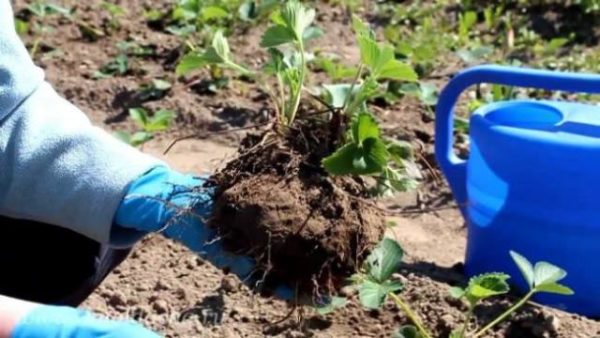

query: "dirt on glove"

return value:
[204, 116, 386, 298]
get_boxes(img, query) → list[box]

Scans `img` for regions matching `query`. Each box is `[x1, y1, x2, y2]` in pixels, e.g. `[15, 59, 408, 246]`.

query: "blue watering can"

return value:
[435, 64, 600, 317]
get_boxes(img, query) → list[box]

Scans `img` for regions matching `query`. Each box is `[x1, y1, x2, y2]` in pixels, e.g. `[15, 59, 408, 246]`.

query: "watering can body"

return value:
[435, 65, 600, 317]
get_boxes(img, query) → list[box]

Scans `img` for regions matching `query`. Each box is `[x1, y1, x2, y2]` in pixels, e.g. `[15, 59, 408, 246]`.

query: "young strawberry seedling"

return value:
[177, 4, 420, 195]
[339, 238, 574, 338]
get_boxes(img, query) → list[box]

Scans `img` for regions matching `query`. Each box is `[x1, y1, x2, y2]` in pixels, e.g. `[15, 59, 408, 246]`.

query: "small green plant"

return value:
[176, 2, 419, 195]
[100, 2, 126, 32]
[114, 108, 176, 147]
[329, 238, 574, 338]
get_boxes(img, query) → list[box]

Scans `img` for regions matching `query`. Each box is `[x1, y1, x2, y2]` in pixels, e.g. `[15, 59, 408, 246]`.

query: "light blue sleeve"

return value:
[0, 0, 167, 246]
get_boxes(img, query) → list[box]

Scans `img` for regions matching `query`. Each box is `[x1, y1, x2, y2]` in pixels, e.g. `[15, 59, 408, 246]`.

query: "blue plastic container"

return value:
[435, 65, 600, 317]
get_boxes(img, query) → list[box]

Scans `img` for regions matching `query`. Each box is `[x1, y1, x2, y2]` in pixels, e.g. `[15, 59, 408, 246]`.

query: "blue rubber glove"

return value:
[11, 305, 160, 338]
[114, 166, 292, 299]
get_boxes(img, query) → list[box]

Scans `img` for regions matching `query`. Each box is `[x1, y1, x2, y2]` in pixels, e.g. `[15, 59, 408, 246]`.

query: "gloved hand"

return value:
[11, 304, 160, 338]
[113, 166, 292, 299]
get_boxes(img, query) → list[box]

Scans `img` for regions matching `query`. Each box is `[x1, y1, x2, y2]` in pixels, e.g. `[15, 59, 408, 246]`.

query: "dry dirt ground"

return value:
[10, 0, 600, 337]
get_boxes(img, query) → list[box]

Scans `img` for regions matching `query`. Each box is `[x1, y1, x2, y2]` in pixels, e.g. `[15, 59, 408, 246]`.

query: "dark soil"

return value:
[207, 119, 386, 296]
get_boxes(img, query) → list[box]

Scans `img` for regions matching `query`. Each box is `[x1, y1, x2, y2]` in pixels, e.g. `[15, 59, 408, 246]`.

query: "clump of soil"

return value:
[205, 115, 387, 297]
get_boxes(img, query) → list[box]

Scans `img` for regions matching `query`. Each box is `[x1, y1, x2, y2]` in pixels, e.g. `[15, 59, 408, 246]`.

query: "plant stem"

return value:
[287, 41, 306, 125]
[472, 290, 536, 338]
[389, 293, 432, 338]
[341, 63, 364, 115]
[276, 72, 286, 124]
[459, 306, 474, 338]
[225, 61, 253, 76]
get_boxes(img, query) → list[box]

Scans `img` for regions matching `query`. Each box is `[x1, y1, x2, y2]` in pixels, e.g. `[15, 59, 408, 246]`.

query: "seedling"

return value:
[114, 108, 176, 147]
[337, 237, 574, 338]
[100, 2, 126, 32]
[176, 3, 419, 195]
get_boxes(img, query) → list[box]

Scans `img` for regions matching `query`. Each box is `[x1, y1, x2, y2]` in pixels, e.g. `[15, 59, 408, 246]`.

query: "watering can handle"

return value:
[435, 64, 600, 213]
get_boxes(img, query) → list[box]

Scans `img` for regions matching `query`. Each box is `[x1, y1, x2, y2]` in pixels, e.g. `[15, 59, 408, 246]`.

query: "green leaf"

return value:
[303, 26, 324, 42]
[352, 112, 380, 144]
[113, 131, 131, 144]
[533, 262, 567, 287]
[280, 0, 316, 42]
[387, 139, 413, 165]
[261, 25, 297, 47]
[176, 54, 208, 76]
[129, 108, 149, 128]
[130, 131, 153, 146]
[510, 251, 535, 289]
[365, 238, 404, 283]
[351, 14, 374, 39]
[357, 35, 396, 78]
[322, 143, 361, 175]
[378, 60, 418, 82]
[151, 79, 172, 91]
[146, 109, 175, 132]
[211, 30, 231, 62]
[315, 296, 348, 315]
[449, 286, 465, 299]
[358, 279, 389, 309]
[466, 273, 510, 302]
[393, 325, 424, 338]
[14, 19, 29, 35]
[376, 167, 419, 197]
[535, 283, 574, 296]
[361, 138, 389, 171]
[449, 329, 465, 338]
[323, 84, 355, 108]
[201, 6, 228, 21]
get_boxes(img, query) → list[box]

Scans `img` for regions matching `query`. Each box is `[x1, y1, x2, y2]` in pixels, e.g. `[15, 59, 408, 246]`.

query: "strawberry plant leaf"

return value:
[393, 325, 424, 338]
[315, 296, 348, 315]
[533, 261, 567, 287]
[261, 25, 297, 47]
[281, 0, 315, 42]
[361, 138, 389, 170]
[449, 329, 465, 338]
[366, 238, 404, 283]
[201, 6, 228, 21]
[378, 60, 418, 82]
[211, 30, 232, 62]
[387, 140, 413, 165]
[351, 14, 375, 39]
[359, 279, 388, 309]
[510, 251, 535, 289]
[130, 131, 153, 146]
[113, 131, 131, 144]
[176, 54, 207, 76]
[352, 112, 380, 144]
[323, 83, 355, 108]
[129, 108, 149, 128]
[303, 26, 324, 43]
[535, 282, 574, 296]
[449, 286, 465, 299]
[322, 143, 360, 174]
[146, 109, 175, 132]
[358, 279, 402, 310]
[466, 273, 510, 303]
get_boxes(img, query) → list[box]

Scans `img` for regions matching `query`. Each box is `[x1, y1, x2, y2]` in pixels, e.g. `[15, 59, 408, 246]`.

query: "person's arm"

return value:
[0, 0, 164, 246]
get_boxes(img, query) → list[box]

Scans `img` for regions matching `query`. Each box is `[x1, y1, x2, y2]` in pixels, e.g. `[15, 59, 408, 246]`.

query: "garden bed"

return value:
[12, 0, 600, 337]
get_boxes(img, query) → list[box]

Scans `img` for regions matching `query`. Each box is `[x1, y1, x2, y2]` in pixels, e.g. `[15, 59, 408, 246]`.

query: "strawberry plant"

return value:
[336, 238, 574, 338]
[114, 107, 176, 147]
[177, 2, 420, 195]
